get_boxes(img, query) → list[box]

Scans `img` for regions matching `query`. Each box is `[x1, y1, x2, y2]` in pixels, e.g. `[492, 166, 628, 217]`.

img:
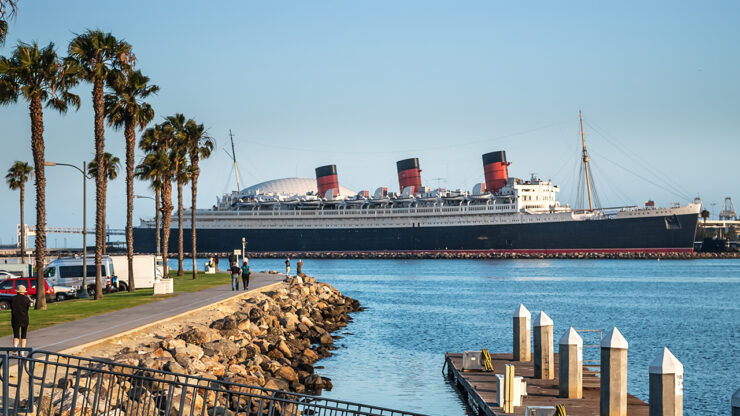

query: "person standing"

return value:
[285, 257, 290, 276]
[296, 259, 303, 275]
[241, 260, 251, 290]
[11, 285, 32, 348]
[230, 263, 240, 291]
[213, 254, 220, 272]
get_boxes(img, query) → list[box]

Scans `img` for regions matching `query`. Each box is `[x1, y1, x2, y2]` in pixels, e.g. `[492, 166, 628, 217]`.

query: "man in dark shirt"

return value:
[11, 285, 31, 348]
[230, 263, 241, 291]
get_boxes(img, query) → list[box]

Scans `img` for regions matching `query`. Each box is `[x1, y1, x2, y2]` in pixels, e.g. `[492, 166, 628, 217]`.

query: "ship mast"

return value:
[229, 129, 242, 192]
[579, 111, 594, 212]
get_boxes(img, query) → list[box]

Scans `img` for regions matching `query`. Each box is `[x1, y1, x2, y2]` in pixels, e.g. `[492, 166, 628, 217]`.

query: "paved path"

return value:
[0, 272, 284, 353]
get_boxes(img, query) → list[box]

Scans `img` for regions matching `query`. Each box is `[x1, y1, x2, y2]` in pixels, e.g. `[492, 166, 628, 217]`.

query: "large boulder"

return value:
[200, 355, 226, 377]
[319, 333, 334, 345]
[275, 366, 299, 383]
[277, 340, 293, 359]
[202, 339, 240, 358]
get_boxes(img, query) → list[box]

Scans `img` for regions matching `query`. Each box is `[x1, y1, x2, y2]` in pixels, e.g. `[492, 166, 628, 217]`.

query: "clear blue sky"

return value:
[1, 1, 739, 246]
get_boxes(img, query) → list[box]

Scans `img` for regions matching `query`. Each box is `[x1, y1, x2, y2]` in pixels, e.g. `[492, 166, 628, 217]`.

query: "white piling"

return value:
[513, 304, 531, 362]
[732, 387, 740, 416]
[649, 347, 683, 416]
[600, 327, 628, 416]
[559, 327, 583, 398]
[533, 311, 554, 379]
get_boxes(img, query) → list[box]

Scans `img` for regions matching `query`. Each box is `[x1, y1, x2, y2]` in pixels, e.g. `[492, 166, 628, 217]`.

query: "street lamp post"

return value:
[45, 161, 90, 298]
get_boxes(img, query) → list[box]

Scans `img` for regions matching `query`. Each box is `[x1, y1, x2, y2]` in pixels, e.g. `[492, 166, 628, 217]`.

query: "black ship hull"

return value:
[133, 212, 698, 254]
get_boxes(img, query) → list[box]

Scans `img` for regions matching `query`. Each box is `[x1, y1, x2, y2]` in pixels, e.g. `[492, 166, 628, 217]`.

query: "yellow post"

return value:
[504, 364, 515, 413]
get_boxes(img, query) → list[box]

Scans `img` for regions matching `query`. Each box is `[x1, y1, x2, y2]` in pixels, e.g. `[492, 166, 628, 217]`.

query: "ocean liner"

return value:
[132, 117, 700, 254]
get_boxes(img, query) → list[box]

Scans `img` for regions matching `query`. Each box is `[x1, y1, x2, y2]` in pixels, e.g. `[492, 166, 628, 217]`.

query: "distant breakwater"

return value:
[161, 251, 740, 260]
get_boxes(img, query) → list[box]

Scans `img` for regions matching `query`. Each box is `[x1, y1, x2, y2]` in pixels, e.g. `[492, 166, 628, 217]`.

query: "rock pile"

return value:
[116, 275, 359, 395]
[35, 276, 361, 415]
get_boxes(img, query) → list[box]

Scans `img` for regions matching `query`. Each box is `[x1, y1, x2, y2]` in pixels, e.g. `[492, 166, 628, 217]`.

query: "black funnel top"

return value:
[315, 165, 337, 177]
[396, 158, 420, 172]
[482, 151, 507, 165]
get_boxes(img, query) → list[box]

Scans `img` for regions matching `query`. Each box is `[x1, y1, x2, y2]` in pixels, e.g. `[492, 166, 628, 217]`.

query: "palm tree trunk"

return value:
[160, 180, 173, 278]
[124, 117, 136, 292]
[177, 180, 184, 276]
[191, 159, 199, 280]
[30, 97, 47, 310]
[19, 183, 25, 264]
[93, 81, 105, 300]
[155, 189, 160, 256]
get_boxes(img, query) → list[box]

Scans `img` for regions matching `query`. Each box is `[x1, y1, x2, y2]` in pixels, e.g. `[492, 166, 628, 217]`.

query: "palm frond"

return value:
[0, 41, 78, 111]
[5, 160, 33, 190]
[87, 152, 121, 180]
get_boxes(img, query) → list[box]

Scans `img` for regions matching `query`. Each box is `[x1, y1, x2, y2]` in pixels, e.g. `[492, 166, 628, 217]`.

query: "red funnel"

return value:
[315, 165, 339, 198]
[482, 151, 510, 193]
[396, 158, 422, 193]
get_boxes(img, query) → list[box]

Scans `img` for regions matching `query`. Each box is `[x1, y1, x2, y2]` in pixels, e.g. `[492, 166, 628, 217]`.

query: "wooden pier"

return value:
[444, 352, 649, 415]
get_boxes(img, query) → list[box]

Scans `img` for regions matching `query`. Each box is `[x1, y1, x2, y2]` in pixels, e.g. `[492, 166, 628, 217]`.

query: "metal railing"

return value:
[0, 348, 426, 416]
[576, 329, 603, 372]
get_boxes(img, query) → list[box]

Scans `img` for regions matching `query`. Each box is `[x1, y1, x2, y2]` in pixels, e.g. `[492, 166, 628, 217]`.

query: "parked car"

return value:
[0, 277, 54, 301]
[0, 292, 36, 310]
[0, 271, 16, 280]
[52, 285, 78, 301]
[0, 293, 12, 310]
[43, 255, 115, 296]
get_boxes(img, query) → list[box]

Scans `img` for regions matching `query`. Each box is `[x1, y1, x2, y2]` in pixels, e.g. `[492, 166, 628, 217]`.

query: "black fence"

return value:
[0, 348, 426, 416]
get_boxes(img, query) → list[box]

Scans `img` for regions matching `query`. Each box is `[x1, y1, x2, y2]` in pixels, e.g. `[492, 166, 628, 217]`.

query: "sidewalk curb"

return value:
[59, 280, 284, 355]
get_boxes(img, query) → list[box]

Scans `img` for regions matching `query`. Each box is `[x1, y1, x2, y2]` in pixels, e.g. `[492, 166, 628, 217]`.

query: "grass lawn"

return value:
[0, 271, 232, 337]
[169, 271, 231, 292]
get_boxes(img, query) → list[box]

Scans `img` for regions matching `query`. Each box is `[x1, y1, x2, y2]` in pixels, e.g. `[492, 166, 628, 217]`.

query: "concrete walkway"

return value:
[0, 272, 285, 353]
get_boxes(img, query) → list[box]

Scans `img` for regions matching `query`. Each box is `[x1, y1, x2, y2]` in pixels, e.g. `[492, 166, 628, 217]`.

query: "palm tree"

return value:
[5, 161, 32, 263]
[135, 156, 162, 258]
[173, 151, 190, 276]
[105, 69, 158, 292]
[139, 123, 176, 278]
[182, 119, 214, 279]
[0, 1, 18, 46]
[87, 152, 120, 260]
[0, 19, 7, 46]
[68, 30, 132, 301]
[0, 41, 80, 310]
[166, 113, 190, 276]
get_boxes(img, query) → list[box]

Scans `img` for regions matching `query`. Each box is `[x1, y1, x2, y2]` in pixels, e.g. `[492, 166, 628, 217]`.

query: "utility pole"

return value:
[580, 111, 594, 212]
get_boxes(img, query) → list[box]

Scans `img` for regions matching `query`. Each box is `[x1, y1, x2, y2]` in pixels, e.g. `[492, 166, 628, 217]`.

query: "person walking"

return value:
[230, 263, 240, 291]
[241, 260, 251, 290]
[285, 257, 290, 276]
[297, 259, 303, 275]
[11, 285, 32, 349]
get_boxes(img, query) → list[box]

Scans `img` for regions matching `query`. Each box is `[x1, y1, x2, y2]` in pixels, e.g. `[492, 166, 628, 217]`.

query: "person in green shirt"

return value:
[241, 260, 251, 290]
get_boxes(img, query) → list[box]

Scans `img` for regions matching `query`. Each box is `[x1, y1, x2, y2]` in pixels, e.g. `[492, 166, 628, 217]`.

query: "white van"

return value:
[43, 255, 115, 295]
[110, 255, 163, 291]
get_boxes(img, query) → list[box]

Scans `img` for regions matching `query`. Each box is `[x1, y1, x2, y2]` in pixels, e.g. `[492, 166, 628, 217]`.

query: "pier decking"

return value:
[444, 352, 648, 415]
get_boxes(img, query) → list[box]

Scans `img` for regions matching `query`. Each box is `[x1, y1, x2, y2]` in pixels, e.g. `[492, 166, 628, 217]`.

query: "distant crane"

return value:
[719, 197, 737, 220]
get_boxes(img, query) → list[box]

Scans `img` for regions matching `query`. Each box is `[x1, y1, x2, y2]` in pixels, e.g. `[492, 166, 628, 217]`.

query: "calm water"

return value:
[174, 258, 740, 415]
